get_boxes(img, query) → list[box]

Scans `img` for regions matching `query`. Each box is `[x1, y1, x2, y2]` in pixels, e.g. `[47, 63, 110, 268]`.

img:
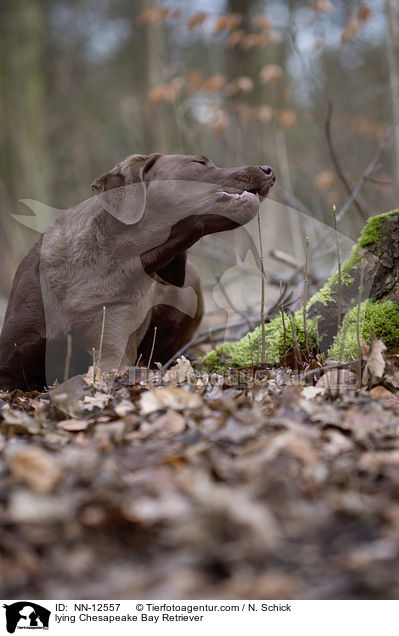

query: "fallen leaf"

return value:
[362, 339, 386, 386]
[57, 419, 90, 432]
[8, 446, 63, 494]
[139, 387, 203, 414]
[164, 356, 195, 384]
[316, 369, 359, 392]
[301, 386, 326, 399]
[114, 399, 135, 417]
[1, 406, 40, 434]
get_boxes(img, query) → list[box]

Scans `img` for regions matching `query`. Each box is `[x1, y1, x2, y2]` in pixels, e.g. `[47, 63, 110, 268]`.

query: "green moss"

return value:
[306, 281, 333, 308]
[202, 310, 319, 368]
[358, 209, 399, 248]
[314, 209, 399, 298]
[203, 210, 399, 370]
[328, 299, 399, 361]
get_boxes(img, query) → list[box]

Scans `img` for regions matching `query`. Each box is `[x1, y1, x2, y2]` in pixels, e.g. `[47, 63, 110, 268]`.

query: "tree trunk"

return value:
[0, 0, 49, 293]
[387, 0, 399, 200]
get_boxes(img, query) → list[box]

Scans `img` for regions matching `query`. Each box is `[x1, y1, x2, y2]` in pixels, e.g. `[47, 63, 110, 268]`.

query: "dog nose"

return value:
[259, 165, 275, 180]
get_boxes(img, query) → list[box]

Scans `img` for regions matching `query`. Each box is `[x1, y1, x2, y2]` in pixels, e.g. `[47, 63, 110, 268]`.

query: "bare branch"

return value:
[325, 101, 368, 221]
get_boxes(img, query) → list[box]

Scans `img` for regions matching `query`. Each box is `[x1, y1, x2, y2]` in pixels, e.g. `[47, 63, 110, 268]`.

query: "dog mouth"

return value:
[216, 180, 275, 203]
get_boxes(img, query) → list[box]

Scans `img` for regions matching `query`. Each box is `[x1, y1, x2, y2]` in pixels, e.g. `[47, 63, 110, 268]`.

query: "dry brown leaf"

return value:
[310, 1, 333, 12]
[257, 104, 273, 123]
[57, 419, 90, 432]
[82, 392, 110, 410]
[187, 13, 207, 30]
[213, 13, 242, 35]
[226, 76, 254, 95]
[8, 447, 63, 494]
[202, 73, 226, 93]
[277, 109, 298, 129]
[260, 64, 283, 84]
[164, 356, 195, 384]
[242, 33, 268, 49]
[341, 5, 371, 43]
[314, 169, 335, 190]
[186, 69, 204, 92]
[1, 406, 40, 434]
[316, 369, 359, 391]
[148, 78, 183, 104]
[251, 15, 272, 30]
[137, 8, 169, 25]
[228, 29, 245, 46]
[362, 339, 386, 386]
[114, 399, 135, 417]
[137, 410, 186, 440]
[139, 387, 202, 415]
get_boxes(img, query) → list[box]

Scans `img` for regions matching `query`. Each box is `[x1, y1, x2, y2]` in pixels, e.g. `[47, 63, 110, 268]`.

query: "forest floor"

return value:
[1, 350, 399, 600]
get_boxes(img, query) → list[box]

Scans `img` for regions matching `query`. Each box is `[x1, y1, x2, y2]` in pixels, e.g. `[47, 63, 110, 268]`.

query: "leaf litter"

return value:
[1, 348, 399, 599]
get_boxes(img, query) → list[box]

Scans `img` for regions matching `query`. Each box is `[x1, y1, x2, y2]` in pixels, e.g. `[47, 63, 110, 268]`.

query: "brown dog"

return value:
[0, 154, 275, 390]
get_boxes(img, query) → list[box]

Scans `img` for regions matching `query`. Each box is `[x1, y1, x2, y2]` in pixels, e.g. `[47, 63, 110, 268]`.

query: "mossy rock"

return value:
[202, 210, 399, 370]
[328, 299, 399, 361]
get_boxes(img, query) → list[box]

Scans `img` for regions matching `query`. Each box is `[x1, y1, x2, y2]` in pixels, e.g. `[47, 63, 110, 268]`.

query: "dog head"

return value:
[91, 153, 275, 272]
[91, 153, 275, 227]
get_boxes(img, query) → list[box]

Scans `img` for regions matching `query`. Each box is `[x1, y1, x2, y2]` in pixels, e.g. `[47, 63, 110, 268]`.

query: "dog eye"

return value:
[192, 159, 207, 165]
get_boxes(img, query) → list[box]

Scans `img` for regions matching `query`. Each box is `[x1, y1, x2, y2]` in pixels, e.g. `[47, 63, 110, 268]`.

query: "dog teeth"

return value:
[217, 191, 231, 199]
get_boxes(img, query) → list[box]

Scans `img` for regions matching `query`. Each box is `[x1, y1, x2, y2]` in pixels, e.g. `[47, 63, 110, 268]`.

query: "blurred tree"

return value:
[387, 0, 399, 198]
[0, 0, 49, 295]
[142, 0, 168, 152]
[0, 0, 49, 204]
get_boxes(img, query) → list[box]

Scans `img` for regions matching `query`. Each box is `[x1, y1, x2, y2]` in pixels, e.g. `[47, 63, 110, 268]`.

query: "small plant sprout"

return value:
[333, 205, 342, 328]
[280, 279, 287, 365]
[303, 236, 310, 352]
[148, 326, 158, 369]
[356, 262, 365, 365]
[257, 209, 267, 363]
[289, 312, 300, 373]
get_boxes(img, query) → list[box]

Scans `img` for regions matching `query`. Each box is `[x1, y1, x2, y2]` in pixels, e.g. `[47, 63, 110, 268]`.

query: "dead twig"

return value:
[325, 101, 368, 221]
[336, 121, 398, 222]
[287, 121, 397, 284]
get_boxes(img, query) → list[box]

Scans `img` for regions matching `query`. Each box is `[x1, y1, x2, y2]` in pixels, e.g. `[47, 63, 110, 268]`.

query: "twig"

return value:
[333, 205, 342, 328]
[286, 122, 397, 284]
[94, 305, 106, 380]
[280, 280, 287, 366]
[214, 272, 253, 332]
[325, 101, 368, 220]
[269, 248, 302, 270]
[356, 263, 365, 364]
[162, 317, 261, 370]
[336, 121, 398, 223]
[289, 313, 300, 373]
[148, 326, 157, 369]
[63, 333, 72, 383]
[303, 236, 310, 352]
[162, 285, 294, 370]
[301, 359, 355, 381]
[257, 210, 267, 362]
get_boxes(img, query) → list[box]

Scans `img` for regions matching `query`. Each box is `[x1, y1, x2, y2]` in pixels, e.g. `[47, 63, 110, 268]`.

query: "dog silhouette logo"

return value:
[3, 602, 50, 633]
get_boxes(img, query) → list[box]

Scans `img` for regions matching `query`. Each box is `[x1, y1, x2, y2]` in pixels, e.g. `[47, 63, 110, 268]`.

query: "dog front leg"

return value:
[84, 304, 138, 375]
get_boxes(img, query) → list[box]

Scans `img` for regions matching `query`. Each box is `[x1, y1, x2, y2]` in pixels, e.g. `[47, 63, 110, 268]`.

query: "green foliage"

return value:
[357, 209, 399, 248]
[328, 299, 399, 361]
[202, 310, 319, 369]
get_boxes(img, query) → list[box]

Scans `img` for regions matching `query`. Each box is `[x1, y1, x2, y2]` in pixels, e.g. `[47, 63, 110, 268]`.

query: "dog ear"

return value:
[91, 154, 160, 225]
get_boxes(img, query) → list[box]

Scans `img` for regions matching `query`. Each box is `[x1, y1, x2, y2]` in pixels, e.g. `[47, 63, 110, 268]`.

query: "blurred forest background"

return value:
[1, 0, 399, 328]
